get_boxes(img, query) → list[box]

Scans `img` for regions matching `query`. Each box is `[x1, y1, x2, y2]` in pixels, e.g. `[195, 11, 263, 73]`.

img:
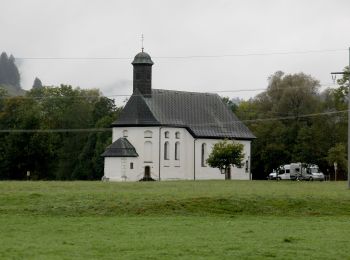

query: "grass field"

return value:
[0, 181, 349, 259]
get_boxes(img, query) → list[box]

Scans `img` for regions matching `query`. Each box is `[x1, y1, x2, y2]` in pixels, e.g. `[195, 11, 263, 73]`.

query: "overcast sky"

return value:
[1, 0, 350, 101]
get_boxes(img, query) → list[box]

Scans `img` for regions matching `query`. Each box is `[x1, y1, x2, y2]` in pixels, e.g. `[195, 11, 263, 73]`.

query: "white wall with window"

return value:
[144, 130, 152, 138]
[164, 141, 170, 160]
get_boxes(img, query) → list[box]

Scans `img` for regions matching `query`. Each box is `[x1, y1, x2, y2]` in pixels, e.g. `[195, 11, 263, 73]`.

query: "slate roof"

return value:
[101, 138, 138, 157]
[112, 89, 255, 140]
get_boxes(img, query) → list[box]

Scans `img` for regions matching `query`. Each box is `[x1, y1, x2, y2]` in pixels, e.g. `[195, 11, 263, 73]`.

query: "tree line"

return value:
[0, 85, 120, 180]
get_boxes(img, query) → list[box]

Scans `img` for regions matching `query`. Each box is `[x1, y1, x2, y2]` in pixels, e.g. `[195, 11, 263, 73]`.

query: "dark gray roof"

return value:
[132, 51, 154, 65]
[113, 89, 255, 140]
[101, 138, 138, 157]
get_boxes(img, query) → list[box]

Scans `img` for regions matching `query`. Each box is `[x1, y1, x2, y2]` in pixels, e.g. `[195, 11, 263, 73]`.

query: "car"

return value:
[302, 172, 325, 181]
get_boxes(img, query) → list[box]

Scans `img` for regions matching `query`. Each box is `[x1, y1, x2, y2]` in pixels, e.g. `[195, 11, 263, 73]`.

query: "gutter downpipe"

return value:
[158, 127, 162, 181]
[249, 140, 252, 180]
[194, 138, 197, 180]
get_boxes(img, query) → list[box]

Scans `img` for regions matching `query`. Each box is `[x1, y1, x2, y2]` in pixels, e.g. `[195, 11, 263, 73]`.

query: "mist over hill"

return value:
[0, 52, 25, 96]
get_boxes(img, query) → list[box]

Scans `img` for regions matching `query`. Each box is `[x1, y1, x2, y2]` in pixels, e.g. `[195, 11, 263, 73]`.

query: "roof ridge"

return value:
[152, 88, 218, 96]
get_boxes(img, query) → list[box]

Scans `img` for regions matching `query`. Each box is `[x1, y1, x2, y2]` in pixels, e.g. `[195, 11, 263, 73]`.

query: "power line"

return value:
[15, 48, 347, 61]
[0, 110, 346, 133]
[241, 110, 347, 123]
[0, 128, 111, 133]
[0, 83, 339, 100]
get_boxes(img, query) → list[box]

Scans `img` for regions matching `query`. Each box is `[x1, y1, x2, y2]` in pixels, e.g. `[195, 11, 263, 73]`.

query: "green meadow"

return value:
[0, 181, 349, 259]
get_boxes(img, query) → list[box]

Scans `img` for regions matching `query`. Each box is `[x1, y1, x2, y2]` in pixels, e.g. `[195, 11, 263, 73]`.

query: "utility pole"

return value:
[331, 47, 350, 189]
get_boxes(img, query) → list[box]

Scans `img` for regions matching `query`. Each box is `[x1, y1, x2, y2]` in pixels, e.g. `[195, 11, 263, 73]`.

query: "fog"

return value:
[1, 0, 349, 100]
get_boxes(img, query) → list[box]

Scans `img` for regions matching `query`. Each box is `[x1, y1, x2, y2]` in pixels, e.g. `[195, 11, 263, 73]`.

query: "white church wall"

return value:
[158, 127, 194, 180]
[104, 157, 121, 181]
[104, 157, 140, 181]
[113, 127, 160, 181]
[230, 140, 251, 180]
[106, 127, 251, 181]
[194, 139, 251, 180]
[194, 139, 225, 180]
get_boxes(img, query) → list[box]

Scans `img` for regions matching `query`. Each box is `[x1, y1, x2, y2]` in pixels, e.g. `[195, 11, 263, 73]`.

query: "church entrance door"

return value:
[139, 166, 155, 181]
[144, 166, 151, 178]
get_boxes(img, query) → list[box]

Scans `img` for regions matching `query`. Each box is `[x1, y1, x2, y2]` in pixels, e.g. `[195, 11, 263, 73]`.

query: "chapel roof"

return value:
[112, 89, 255, 140]
[101, 137, 138, 157]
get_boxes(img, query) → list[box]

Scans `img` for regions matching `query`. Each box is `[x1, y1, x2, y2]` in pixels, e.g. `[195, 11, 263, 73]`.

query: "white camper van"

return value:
[268, 163, 324, 181]
[268, 163, 303, 180]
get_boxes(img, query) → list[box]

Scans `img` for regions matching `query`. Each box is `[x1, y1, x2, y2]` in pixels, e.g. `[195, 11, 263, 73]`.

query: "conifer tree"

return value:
[0, 52, 21, 88]
[32, 77, 43, 89]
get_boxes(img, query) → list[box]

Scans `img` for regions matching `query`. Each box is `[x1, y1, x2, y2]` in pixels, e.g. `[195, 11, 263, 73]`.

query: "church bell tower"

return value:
[132, 50, 154, 96]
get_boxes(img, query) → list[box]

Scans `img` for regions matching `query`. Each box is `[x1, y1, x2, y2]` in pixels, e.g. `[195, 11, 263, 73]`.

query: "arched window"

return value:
[164, 131, 169, 138]
[175, 142, 180, 160]
[164, 141, 170, 160]
[144, 130, 153, 138]
[201, 143, 207, 167]
[144, 141, 152, 162]
[175, 132, 180, 139]
[122, 130, 128, 137]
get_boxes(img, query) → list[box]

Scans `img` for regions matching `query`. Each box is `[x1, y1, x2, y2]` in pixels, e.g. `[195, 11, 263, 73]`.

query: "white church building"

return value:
[102, 50, 255, 181]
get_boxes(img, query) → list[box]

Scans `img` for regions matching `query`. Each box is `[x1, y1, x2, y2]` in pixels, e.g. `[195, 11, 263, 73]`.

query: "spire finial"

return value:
[141, 34, 144, 52]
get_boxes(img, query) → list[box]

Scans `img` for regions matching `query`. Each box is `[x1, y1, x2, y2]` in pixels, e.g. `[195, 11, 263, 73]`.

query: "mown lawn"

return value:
[0, 181, 349, 259]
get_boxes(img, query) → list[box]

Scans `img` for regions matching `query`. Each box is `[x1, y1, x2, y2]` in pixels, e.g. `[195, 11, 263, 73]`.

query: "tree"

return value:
[207, 140, 245, 180]
[222, 97, 239, 113]
[32, 77, 43, 89]
[235, 71, 327, 179]
[326, 143, 347, 180]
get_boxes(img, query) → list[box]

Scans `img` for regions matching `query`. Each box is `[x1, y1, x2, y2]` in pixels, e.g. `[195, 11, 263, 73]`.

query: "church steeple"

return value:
[132, 50, 154, 96]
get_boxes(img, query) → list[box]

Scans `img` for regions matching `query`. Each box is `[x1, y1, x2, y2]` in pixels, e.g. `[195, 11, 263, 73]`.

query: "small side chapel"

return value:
[101, 50, 255, 181]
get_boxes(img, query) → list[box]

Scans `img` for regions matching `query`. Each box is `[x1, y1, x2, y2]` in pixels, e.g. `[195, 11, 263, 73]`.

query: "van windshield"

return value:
[310, 168, 319, 173]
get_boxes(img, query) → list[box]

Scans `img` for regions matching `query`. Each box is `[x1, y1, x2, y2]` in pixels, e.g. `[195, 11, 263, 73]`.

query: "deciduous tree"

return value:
[207, 140, 244, 180]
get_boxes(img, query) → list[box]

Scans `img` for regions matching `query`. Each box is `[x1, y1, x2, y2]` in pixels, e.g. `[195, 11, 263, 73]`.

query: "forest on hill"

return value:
[0, 52, 348, 180]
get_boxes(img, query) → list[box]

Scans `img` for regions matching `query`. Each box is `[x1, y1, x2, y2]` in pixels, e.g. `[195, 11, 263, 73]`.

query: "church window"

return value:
[245, 160, 249, 173]
[164, 141, 170, 160]
[144, 130, 153, 138]
[175, 132, 180, 139]
[144, 141, 152, 162]
[201, 143, 207, 167]
[175, 142, 180, 160]
[122, 130, 128, 137]
[164, 131, 169, 138]
[130, 162, 134, 169]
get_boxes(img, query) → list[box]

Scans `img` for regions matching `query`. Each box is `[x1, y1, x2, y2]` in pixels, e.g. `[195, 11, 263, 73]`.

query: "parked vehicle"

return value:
[268, 163, 324, 181]
[300, 164, 325, 181]
[268, 165, 291, 180]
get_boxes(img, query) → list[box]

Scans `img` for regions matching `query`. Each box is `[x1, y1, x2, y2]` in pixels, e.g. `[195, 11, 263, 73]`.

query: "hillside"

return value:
[0, 84, 26, 96]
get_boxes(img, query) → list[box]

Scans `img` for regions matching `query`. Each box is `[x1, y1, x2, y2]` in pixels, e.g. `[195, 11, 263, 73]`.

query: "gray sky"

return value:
[1, 0, 350, 101]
